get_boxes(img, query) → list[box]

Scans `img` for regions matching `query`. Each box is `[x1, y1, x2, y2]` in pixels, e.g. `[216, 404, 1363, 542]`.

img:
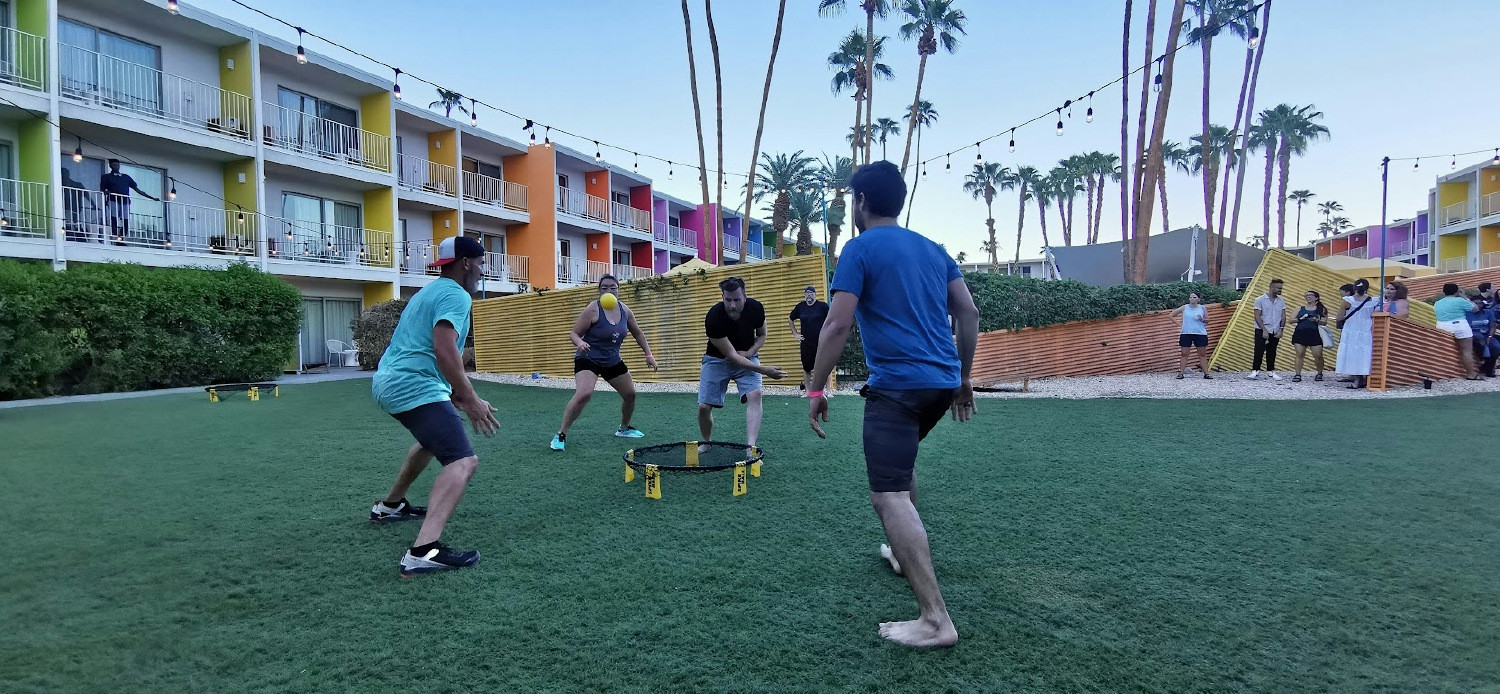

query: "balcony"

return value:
[262, 101, 391, 173]
[1385, 239, 1414, 257]
[398, 155, 457, 198]
[0, 178, 49, 238]
[265, 216, 394, 268]
[724, 235, 741, 254]
[613, 263, 652, 281]
[1439, 257, 1470, 273]
[1440, 200, 1474, 227]
[557, 257, 611, 286]
[1483, 252, 1500, 270]
[401, 241, 435, 275]
[556, 185, 608, 223]
[463, 171, 528, 212]
[484, 251, 529, 285]
[609, 201, 652, 234]
[60, 44, 251, 141]
[1483, 192, 1500, 218]
[63, 190, 259, 256]
[746, 239, 767, 260]
[652, 221, 698, 251]
[0, 27, 47, 92]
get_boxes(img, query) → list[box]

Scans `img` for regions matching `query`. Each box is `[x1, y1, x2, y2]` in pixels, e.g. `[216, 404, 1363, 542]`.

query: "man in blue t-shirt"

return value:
[369, 236, 500, 577]
[806, 161, 980, 648]
[99, 159, 158, 243]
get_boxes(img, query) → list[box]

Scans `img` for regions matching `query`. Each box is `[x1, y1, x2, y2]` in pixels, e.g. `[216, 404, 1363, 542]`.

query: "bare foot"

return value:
[879, 543, 903, 575]
[878, 618, 958, 648]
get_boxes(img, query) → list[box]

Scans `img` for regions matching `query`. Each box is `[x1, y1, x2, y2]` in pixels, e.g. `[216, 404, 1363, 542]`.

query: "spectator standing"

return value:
[1290, 290, 1328, 382]
[1335, 279, 1378, 389]
[1170, 292, 1212, 379]
[1383, 281, 1410, 319]
[1465, 292, 1496, 378]
[1248, 279, 1287, 381]
[1434, 283, 1480, 380]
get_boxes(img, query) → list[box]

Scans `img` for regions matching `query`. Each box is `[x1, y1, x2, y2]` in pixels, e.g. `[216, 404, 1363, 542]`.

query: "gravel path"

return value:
[472, 370, 1500, 401]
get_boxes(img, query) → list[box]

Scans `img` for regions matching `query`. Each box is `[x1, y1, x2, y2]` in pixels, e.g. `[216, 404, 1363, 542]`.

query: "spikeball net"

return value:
[623, 441, 764, 499]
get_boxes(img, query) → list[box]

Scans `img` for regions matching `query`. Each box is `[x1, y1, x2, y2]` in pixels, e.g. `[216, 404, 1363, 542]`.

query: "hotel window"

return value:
[59, 19, 161, 111]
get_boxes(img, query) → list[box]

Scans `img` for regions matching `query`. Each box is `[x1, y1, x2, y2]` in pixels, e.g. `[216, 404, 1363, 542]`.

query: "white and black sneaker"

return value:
[370, 498, 426, 524]
[399, 542, 480, 577]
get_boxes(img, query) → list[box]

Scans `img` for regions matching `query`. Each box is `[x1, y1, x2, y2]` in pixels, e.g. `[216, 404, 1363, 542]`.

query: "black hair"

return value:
[107, 158, 120, 165]
[1339, 283, 1354, 294]
[1353, 279, 1370, 292]
[1481, 282, 1494, 292]
[718, 276, 745, 293]
[848, 161, 906, 218]
[598, 274, 618, 286]
[804, 286, 816, 292]
[1307, 290, 1326, 317]
[1270, 278, 1285, 285]
[1443, 282, 1460, 296]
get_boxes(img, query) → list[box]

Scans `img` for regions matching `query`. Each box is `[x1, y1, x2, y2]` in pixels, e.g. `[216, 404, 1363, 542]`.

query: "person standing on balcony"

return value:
[806, 161, 980, 649]
[789, 286, 830, 395]
[550, 274, 657, 451]
[369, 236, 499, 577]
[99, 159, 158, 245]
[697, 277, 786, 454]
[61, 167, 96, 242]
[1248, 279, 1287, 381]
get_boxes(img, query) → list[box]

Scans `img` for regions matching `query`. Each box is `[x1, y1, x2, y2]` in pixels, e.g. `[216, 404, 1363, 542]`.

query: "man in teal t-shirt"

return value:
[368, 236, 500, 577]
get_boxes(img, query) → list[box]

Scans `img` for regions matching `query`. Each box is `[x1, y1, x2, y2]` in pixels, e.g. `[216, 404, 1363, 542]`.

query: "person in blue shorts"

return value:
[806, 161, 980, 648]
[369, 236, 500, 577]
[697, 276, 785, 453]
[550, 274, 657, 451]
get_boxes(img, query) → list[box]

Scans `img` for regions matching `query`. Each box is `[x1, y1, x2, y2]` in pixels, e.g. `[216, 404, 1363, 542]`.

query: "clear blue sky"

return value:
[197, 0, 1499, 261]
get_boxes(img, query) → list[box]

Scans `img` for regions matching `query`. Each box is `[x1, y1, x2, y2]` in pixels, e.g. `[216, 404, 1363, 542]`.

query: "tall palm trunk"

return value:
[1198, 14, 1220, 285]
[1230, 1, 1272, 252]
[1058, 197, 1070, 246]
[1131, 0, 1188, 284]
[1276, 138, 1292, 248]
[899, 41, 929, 173]
[1261, 145, 1274, 248]
[1130, 0, 1161, 281]
[740, 0, 788, 261]
[1013, 181, 1028, 273]
[862, 3, 877, 165]
[1065, 194, 1076, 245]
[1294, 202, 1303, 246]
[1121, 0, 1134, 281]
[1158, 174, 1170, 235]
[1093, 174, 1109, 243]
[904, 123, 923, 227]
[704, 0, 728, 262]
[681, 1, 712, 263]
[1037, 197, 1055, 277]
[984, 194, 997, 271]
[1083, 175, 1096, 244]
[828, 190, 846, 258]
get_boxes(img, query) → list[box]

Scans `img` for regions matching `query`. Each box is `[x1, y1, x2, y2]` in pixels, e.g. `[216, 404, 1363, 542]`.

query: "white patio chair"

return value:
[326, 339, 359, 367]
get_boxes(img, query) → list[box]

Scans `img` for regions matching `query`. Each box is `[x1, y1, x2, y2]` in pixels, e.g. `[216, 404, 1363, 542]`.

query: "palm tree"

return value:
[955, 251, 967, 263]
[1159, 140, 1192, 235]
[681, 1, 713, 261]
[1287, 189, 1315, 246]
[819, 0, 894, 165]
[1331, 216, 1353, 233]
[783, 188, 822, 256]
[1047, 165, 1079, 245]
[903, 99, 938, 227]
[1219, 1, 1272, 264]
[828, 30, 894, 171]
[1186, 0, 1251, 283]
[428, 88, 468, 119]
[738, 0, 790, 265]
[1059, 155, 1091, 244]
[817, 154, 854, 257]
[754, 151, 818, 256]
[704, 0, 728, 260]
[1130, 0, 1190, 283]
[1250, 118, 1277, 250]
[1086, 151, 1121, 244]
[871, 117, 902, 160]
[1261, 104, 1328, 248]
[896, 0, 965, 174]
[1317, 200, 1342, 229]
[962, 162, 1010, 270]
[1032, 171, 1057, 258]
[1013, 166, 1041, 272]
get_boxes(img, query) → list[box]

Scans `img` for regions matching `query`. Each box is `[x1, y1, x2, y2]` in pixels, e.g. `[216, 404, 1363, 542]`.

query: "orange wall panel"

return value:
[503, 146, 557, 288]
[1400, 266, 1500, 299]
[586, 232, 611, 263]
[1369, 314, 1465, 389]
[971, 304, 1235, 382]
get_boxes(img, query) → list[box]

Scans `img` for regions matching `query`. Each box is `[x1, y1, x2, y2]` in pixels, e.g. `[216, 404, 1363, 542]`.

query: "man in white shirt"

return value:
[1249, 279, 1287, 381]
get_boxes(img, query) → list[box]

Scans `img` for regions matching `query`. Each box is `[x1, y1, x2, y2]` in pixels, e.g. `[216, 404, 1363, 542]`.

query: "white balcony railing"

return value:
[652, 220, 668, 243]
[0, 178, 49, 238]
[0, 27, 47, 91]
[745, 239, 766, 260]
[398, 155, 457, 198]
[608, 201, 652, 233]
[1483, 191, 1500, 218]
[1440, 200, 1474, 227]
[265, 216, 394, 268]
[613, 263, 652, 281]
[261, 101, 391, 173]
[1385, 239, 1414, 257]
[60, 44, 251, 140]
[462, 171, 528, 211]
[1482, 252, 1500, 270]
[62, 190, 260, 256]
[556, 186, 608, 222]
[557, 257, 612, 285]
[484, 251, 530, 284]
[1416, 234, 1429, 249]
[401, 242, 435, 275]
[669, 226, 695, 249]
[1440, 257, 1470, 273]
[724, 235, 741, 253]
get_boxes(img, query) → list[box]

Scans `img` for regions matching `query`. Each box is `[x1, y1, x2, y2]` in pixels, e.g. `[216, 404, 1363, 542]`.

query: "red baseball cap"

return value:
[429, 236, 485, 267]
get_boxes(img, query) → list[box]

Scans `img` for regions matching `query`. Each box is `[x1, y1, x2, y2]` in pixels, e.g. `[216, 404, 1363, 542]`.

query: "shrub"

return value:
[0, 260, 301, 400]
[351, 299, 407, 370]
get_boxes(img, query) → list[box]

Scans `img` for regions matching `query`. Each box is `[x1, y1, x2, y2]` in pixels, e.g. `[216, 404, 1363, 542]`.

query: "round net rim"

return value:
[623, 441, 764, 472]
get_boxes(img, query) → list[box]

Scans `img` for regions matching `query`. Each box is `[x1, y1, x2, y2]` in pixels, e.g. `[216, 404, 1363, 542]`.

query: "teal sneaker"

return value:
[615, 426, 645, 439]
[549, 433, 566, 451]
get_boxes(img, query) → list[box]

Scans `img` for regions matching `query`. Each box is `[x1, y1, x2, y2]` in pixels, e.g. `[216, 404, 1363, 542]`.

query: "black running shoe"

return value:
[370, 498, 427, 524]
[399, 543, 480, 577]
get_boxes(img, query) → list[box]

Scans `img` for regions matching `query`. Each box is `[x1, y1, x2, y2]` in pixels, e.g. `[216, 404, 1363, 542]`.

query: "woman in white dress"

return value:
[1335, 279, 1378, 389]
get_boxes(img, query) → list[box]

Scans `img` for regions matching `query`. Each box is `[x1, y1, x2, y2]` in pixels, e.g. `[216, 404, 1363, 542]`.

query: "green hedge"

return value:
[352, 299, 407, 370]
[0, 260, 302, 400]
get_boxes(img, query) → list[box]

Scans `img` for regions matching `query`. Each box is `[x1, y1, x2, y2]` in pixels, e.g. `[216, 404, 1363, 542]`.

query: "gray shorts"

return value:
[698, 355, 761, 408]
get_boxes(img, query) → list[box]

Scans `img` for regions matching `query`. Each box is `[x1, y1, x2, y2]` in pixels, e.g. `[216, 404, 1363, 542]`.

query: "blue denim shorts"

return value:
[698, 355, 761, 408]
[861, 386, 954, 493]
[391, 400, 475, 465]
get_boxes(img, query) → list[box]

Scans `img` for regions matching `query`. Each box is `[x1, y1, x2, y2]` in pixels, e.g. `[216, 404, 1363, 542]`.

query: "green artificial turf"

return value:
[2, 380, 1497, 692]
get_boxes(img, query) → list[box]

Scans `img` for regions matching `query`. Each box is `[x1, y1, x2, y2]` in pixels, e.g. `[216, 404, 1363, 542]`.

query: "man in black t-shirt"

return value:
[697, 276, 785, 452]
[788, 286, 830, 394]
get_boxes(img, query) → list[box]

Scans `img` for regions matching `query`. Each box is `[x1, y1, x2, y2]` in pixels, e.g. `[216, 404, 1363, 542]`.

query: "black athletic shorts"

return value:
[861, 386, 954, 493]
[391, 400, 475, 465]
[1178, 333, 1208, 348]
[574, 356, 629, 380]
[799, 338, 819, 372]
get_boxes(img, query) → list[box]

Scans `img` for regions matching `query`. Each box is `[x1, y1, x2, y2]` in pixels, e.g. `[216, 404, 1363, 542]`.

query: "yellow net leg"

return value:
[732, 462, 747, 496]
[208, 389, 218, 403]
[272, 386, 280, 397]
[248, 387, 260, 402]
[644, 464, 661, 499]
[750, 461, 762, 478]
[685, 442, 699, 467]
[625, 450, 636, 482]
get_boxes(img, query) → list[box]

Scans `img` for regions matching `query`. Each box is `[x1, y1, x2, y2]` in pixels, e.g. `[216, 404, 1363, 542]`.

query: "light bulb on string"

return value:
[295, 28, 307, 64]
[543, 126, 551, 148]
[524, 119, 536, 145]
[1056, 108, 1064, 137]
[392, 68, 402, 100]
[1413, 158, 1420, 171]
[167, 0, 178, 14]
[922, 164, 927, 181]
[633, 153, 639, 173]
[594, 141, 602, 163]
[1493, 149, 1499, 166]
[236, 209, 245, 223]
[167, 179, 176, 201]
[668, 161, 674, 180]
[470, 99, 477, 127]
[1009, 128, 1016, 153]
[945, 154, 951, 173]
[1086, 91, 1095, 123]
[1451, 155, 1457, 169]
[1064, 99, 1073, 119]
[1153, 58, 1164, 92]
[1248, 26, 1260, 49]
[72, 137, 83, 163]
[974, 143, 983, 168]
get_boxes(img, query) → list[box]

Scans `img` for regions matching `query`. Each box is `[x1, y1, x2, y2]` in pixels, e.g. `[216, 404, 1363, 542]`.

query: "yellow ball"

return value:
[599, 293, 619, 310]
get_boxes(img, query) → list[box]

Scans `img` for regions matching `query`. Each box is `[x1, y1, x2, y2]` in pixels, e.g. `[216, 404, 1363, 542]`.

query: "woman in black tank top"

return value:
[550, 275, 658, 452]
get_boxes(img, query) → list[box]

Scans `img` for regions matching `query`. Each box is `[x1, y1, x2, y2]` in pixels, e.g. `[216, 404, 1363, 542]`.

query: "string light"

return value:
[1056, 108, 1064, 137]
[1009, 128, 1016, 153]
[524, 119, 535, 145]
[921, 164, 928, 181]
[594, 141, 601, 163]
[668, 161, 674, 180]
[945, 153, 951, 172]
[1493, 149, 1499, 166]
[1086, 91, 1095, 123]
[295, 28, 307, 64]
[167, 179, 177, 201]
[974, 143, 983, 168]
[633, 152, 639, 173]
[167, 0, 179, 14]
[1064, 99, 1073, 119]
[1413, 158, 1419, 171]
[392, 68, 401, 100]
[1248, 26, 1261, 49]
[72, 137, 83, 163]
[1451, 155, 1457, 169]
[236, 208, 245, 223]
[470, 99, 477, 127]
[1153, 58, 1164, 92]
[543, 126, 551, 148]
